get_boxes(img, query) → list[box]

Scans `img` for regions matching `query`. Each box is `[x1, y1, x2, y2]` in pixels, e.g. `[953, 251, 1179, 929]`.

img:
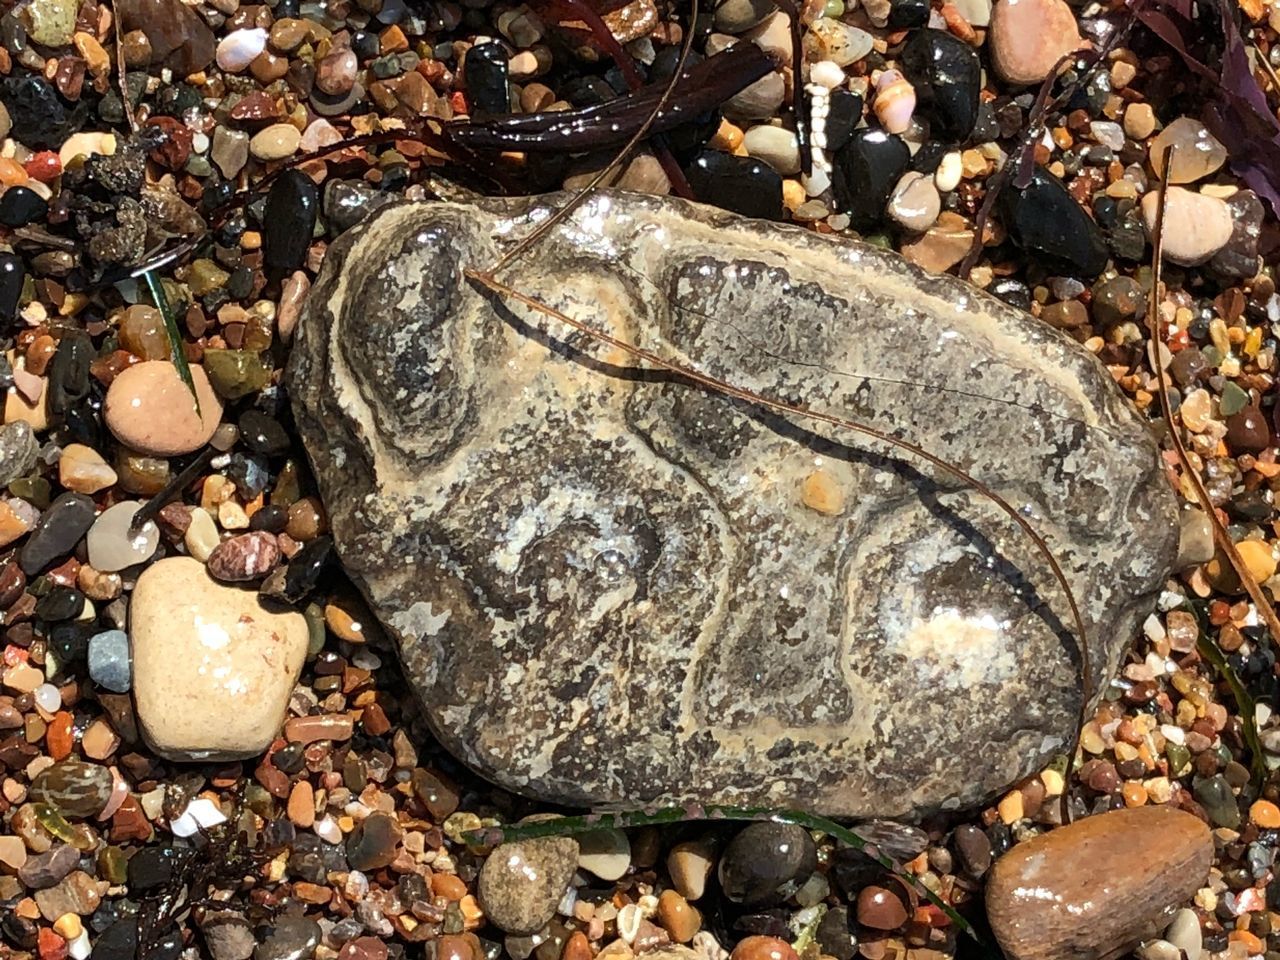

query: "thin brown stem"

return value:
[112, 1, 138, 134]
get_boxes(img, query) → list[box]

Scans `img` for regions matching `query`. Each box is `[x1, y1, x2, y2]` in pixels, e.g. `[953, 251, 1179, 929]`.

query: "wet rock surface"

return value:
[291, 190, 1179, 819]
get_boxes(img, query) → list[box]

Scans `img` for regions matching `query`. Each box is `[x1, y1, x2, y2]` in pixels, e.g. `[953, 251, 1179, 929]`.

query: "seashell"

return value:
[873, 69, 917, 135]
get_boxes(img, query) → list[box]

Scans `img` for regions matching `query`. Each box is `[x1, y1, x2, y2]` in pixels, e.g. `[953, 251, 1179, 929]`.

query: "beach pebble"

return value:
[714, 0, 776, 33]
[249, 123, 302, 161]
[86, 500, 159, 572]
[989, 0, 1084, 85]
[31, 761, 114, 819]
[58, 443, 118, 494]
[130, 556, 309, 761]
[21, 492, 96, 575]
[887, 171, 941, 232]
[577, 828, 631, 881]
[477, 837, 579, 934]
[1141, 187, 1232, 266]
[805, 18, 873, 67]
[1150, 117, 1227, 183]
[215, 28, 267, 72]
[105, 362, 223, 457]
[986, 807, 1212, 960]
[1164, 909, 1202, 960]
[207, 530, 280, 582]
[87, 629, 132, 693]
[743, 125, 801, 175]
[719, 823, 816, 907]
[0, 419, 37, 487]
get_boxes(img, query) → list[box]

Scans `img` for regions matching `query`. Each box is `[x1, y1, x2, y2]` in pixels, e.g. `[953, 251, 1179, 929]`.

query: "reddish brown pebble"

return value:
[856, 885, 908, 930]
[730, 936, 799, 960]
[362, 703, 391, 736]
[287, 780, 315, 828]
[206, 531, 280, 582]
[1227, 405, 1271, 453]
[431, 872, 468, 901]
[658, 888, 701, 942]
[562, 931, 592, 960]
[46, 711, 73, 761]
[285, 712, 354, 744]
[339, 937, 388, 960]
[986, 807, 1213, 960]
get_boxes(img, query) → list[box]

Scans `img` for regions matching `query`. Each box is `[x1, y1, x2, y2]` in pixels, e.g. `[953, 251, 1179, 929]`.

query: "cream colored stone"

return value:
[104, 362, 223, 457]
[1140, 187, 1233, 267]
[130, 557, 309, 761]
[58, 443, 118, 494]
[989, 0, 1085, 86]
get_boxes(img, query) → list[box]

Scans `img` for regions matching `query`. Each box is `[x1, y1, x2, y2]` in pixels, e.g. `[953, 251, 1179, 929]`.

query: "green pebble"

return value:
[9, 476, 49, 509]
[823, 0, 845, 15]
[1166, 742, 1191, 777]
[1220, 381, 1250, 417]
[305, 603, 327, 658]
[202, 348, 273, 400]
[1202, 345, 1222, 366]
[187, 259, 230, 297]
[23, 0, 77, 47]
[97, 846, 128, 885]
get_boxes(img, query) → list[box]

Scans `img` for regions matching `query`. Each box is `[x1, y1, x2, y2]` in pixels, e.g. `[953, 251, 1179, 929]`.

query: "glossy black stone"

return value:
[48, 332, 94, 416]
[889, 0, 930, 27]
[250, 504, 289, 533]
[718, 822, 818, 906]
[465, 41, 510, 116]
[281, 535, 332, 602]
[126, 845, 184, 892]
[685, 150, 783, 221]
[832, 128, 910, 230]
[239, 409, 291, 455]
[35, 586, 85, 622]
[0, 186, 47, 227]
[20, 492, 96, 575]
[90, 919, 138, 960]
[351, 30, 379, 61]
[989, 277, 1032, 311]
[823, 88, 863, 153]
[0, 77, 84, 149]
[225, 453, 270, 498]
[263, 170, 319, 273]
[901, 29, 981, 141]
[0, 253, 22, 324]
[998, 166, 1109, 278]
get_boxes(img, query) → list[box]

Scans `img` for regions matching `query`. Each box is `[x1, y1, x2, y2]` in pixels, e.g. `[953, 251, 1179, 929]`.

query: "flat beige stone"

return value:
[104, 361, 223, 457]
[131, 556, 308, 761]
[1141, 187, 1233, 267]
[990, 0, 1085, 86]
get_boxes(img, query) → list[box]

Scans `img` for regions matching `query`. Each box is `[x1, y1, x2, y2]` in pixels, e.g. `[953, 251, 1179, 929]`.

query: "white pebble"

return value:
[743, 124, 801, 175]
[809, 59, 845, 89]
[807, 18, 873, 67]
[191, 132, 210, 154]
[1161, 724, 1186, 746]
[170, 797, 228, 837]
[315, 816, 342, 843]
[215, 28, 268, 73]
[67, 931, 91, 960]
[33, 683, 60, 713]
[934, 151, 963, 192]
[803, 166, 831, 197]
[617, 903, 642, 944]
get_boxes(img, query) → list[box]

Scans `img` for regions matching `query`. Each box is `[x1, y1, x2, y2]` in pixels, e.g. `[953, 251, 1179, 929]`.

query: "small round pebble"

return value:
[87, 629, 132, 693]
[249, 123, 303, 161]
[989, 0, 1084, 85]
[86, 501, 159, 572]
[476, 837, 579, 935]
[104, 362, 223, 457]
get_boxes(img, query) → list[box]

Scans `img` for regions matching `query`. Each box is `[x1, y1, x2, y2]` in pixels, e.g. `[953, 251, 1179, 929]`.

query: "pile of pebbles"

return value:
[0, 0, 1274, 959]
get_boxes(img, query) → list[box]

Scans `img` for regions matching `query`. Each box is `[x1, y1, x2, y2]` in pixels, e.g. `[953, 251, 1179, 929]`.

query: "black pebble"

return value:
[225, 453, 271, 499]
[888, 0, 930, 27]
[832, 128, 910, 231]
[263, 170, 319, 274]
[250, 504, 289, 534]
[0, 186, 47, 227]
[351, 30, 379, 62]
[281, 535, 333, 602]
[35, 586, 85, 622]
[823, 88, 863, 153]
[142, 929, 183, 960]
[47, 620, 95, 665]
[0, 77, 84, 149]
[901, 29, 981, 142]
[909, 139, 952, 176]
[47, 332, 94, 417]
[89, 919, 137, 960]
[718, 822, 818, 906]
[998, 166, 1108, 278]
[685, 150, 783, 221]
[239, 409, 292, 456]
[20, 492, 96, 575]
[127, 846, 184, 892]
[988, 277, 1032, 311]
[465, 42, 510, 117]
[0, 253, 22, 324]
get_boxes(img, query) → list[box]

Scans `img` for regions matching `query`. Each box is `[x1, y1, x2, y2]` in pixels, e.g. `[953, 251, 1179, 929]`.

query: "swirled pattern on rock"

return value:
[289, 191, 1178, 819]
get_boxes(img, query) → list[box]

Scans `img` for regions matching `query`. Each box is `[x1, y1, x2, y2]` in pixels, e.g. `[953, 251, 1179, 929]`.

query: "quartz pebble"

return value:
[104, 362, 223, 457]
[989, 0, 1084, 85]
[1141, 188, 1232, 267]
[576, 828, 631, 881]
[1151, 118, 1227, 183]
[986, 807, 1212, 960]
[668, 840, 715, 901]
[887, 171, 941, 232]
[130, 556, 309, 761]
[215, 28, 268, 72]
[86, 501, 159, 572]
[477, 837, 579, 934]
[743, 125, 801, 175]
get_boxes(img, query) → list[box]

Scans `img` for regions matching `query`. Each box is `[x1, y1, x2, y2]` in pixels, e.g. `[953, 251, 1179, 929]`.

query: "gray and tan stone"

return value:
[289, 191, 1179, 819]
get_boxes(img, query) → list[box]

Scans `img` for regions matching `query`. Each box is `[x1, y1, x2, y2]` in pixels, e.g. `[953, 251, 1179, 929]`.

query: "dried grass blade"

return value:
[1145, 144, 1280, 745]
[142, 269, 201, 415]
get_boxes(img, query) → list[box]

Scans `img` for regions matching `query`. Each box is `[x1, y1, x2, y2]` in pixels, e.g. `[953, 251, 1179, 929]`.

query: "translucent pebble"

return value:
[170, 796, 228, 837]
[1150, 117, 1227, 184]
[33, 683, 61, 712]
[216, 28, 268, 73]
[809, 59, 845, 89]
[314, 816, 342, 843]
[805, 18, 873, 67]
[86, 501, 159, 573]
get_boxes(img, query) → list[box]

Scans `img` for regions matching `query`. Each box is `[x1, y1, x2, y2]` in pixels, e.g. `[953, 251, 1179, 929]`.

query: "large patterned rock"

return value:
[289, 191, 1178, 819]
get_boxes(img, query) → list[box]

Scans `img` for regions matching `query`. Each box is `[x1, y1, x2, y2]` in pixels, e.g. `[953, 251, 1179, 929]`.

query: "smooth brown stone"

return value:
[104, 362, 222, 457]
[855, 885, 908, 930]
[985, 807, 1212, 960]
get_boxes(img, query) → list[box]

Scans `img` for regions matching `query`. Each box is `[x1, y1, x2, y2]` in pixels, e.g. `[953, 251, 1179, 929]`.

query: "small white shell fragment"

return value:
[170, 797, 228, 837]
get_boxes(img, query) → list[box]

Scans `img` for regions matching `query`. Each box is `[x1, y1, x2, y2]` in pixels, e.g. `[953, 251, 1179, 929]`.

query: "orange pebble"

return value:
[0, 158, 28, 187]
[1230, 929, 1264, 955]
[46, 711, 74, 760]
[1121, 781, 1148, 807]
[431, 872, 468, 901]
[730, 937, 799, 960]
[1251, 799, 1280, 829]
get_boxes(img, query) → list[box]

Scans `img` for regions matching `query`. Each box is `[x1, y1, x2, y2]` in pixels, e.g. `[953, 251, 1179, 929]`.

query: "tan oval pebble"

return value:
[1150, 117, 1227, 184]
[131, 556, 309, 761]
[989, 0, 1085, 86]
[58, 444, 118, 495]
[249, 123, 302, 161]
[986, 806, 1212, 960]
[667, 839, 715, 901]
[1141, 187, 1233, 267]
[104, 362, 223, 457]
